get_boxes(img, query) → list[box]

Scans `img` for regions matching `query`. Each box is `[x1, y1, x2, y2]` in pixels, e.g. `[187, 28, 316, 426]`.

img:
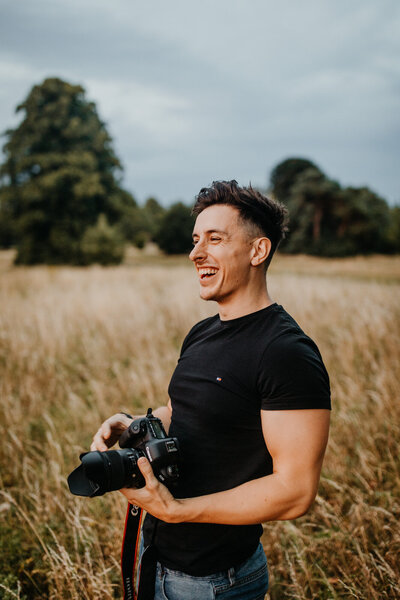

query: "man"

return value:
[91, 180, 331, 599]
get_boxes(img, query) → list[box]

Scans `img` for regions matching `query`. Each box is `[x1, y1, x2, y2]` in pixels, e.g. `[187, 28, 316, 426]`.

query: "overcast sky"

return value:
[0, 0, 399, 206]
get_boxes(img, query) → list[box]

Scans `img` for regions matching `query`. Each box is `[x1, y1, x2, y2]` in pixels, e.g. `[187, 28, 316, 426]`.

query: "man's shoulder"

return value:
[189, 313, 219, 335]
[251, 304, 307, 345]
[256, 307, 331, 410]
[180, 314, 219, 352]
[251, 305, 325, 368]
[267, 306, 319, 347]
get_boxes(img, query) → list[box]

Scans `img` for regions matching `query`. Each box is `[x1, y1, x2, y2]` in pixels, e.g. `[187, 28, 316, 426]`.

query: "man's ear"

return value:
[250, 238, 272, 266]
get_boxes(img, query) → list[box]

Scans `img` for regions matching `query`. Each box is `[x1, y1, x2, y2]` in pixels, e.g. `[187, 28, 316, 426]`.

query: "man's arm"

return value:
[120, 408, 330, 524]
[152, 403, 172, 433]
[90, 400, 172, 451]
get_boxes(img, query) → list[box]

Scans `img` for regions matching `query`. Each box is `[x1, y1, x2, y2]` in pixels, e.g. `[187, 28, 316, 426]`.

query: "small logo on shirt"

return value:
[216, 377, 222, 382]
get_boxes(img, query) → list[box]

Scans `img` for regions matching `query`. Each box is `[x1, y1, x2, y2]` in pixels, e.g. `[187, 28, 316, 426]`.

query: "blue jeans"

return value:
[153, 543, 268, 600]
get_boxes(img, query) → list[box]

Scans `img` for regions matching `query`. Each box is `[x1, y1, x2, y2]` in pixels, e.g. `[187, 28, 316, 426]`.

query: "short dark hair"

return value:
[192, 180, 288, 268]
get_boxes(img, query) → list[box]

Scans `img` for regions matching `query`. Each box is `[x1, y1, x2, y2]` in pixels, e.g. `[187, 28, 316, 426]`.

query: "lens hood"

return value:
[68, 450, 131, 497]
[68, 462, 100, 497]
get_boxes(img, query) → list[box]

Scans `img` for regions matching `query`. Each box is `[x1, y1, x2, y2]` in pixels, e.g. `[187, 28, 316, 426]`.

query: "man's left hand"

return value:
[119, 457, 182, 523]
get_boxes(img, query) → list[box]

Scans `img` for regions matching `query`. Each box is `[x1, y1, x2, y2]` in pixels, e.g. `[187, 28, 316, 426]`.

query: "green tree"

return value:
[0, 77, 135, 264]
[81, 214, 125, 265]
[270, 157, 393, 256]
[117, 196, 166, 249]
[0, 193, 15, 248]
[117, 203, 148, 248]
[142, 196, 166, 239]
[270, 157, 320, 203]
[385, 205, 400, 253]
[154, 202, 194, 254]
[283, 167, 340, 254]
[334, 187, 391, 255]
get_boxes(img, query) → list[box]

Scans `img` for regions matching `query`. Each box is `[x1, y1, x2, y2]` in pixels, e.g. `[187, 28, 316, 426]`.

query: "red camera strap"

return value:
[121, 504, 158, 600]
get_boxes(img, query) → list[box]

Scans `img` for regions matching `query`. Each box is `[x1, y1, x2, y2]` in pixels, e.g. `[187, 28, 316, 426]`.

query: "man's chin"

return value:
[199, 287, 217, 302]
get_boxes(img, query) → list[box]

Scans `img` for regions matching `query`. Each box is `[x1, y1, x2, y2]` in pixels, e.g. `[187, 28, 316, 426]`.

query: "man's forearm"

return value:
[121, 409, 329, 525]
[172, 471, 317, 525]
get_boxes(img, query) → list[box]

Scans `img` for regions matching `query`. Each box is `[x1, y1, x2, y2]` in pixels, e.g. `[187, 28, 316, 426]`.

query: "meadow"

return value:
[0, 251, 399, 599]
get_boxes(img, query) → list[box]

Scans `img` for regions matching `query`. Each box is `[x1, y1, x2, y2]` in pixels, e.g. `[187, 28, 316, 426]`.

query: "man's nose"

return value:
[189, 241, 206, 262]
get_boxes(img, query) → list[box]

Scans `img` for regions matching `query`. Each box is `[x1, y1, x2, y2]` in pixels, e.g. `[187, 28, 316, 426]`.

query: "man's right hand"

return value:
[90, 413, 134, 452]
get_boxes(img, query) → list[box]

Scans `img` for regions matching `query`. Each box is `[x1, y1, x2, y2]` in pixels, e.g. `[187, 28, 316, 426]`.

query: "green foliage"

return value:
[270, 157, 395, 256]
[0, 573, 28, 600]
[142, 197, 166, 239]
[0, 77, 136, 263]
[116, 203, 148, 248]
[81, 214, 125, 265]
[0, 188, 16, 247]
[115, 196, 164, 250]
[282, 167, 340, 254]
[385, 206, 400, 253]
[154, 202, 194, 254]
[0, 518, 46, 599]
[117, 196, 166, 249]
[270, 157, 320, 203]
[333, 187, 391, 255]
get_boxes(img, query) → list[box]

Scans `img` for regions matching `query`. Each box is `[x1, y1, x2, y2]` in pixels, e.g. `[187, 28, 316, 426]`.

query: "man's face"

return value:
[189, 204, 255, 304]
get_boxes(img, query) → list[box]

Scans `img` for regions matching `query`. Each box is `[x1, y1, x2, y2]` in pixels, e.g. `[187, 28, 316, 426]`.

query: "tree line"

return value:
[0, 77, 398, 265]
[271, 158, 400, 256]
[0, 78, 194, 264]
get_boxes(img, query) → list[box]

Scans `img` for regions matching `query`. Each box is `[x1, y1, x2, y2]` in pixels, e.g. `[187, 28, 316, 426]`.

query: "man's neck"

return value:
[218, 289, 274, 321]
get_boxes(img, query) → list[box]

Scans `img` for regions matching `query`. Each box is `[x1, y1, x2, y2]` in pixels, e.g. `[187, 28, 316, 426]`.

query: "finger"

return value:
[137, 457, 157, 489]
[90, 429, 108, 452]
[102, 422, 112, 440]
[90, 440, 107, 451]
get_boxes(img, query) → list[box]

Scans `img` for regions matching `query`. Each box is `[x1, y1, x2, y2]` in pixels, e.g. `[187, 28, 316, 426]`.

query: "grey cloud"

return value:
[0, 0, 399, 204]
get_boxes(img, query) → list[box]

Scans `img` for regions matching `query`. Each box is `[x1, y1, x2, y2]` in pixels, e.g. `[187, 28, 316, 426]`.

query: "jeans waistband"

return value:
[158, 542, 263, 581]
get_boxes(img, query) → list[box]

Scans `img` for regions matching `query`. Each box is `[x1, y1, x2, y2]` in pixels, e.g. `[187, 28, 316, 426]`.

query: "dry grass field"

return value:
[0, 251, 399, 599]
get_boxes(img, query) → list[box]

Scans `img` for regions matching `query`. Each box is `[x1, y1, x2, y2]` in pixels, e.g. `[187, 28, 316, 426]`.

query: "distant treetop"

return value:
[269, 156, 396, 256]
[0, 77, 135, 264]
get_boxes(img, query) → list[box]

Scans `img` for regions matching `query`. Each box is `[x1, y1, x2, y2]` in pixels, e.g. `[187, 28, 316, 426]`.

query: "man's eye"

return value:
[210, 237, 221, 242]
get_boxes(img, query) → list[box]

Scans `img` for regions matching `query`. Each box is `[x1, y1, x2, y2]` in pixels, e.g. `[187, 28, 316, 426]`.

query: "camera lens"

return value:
[68, 449, 143, 497]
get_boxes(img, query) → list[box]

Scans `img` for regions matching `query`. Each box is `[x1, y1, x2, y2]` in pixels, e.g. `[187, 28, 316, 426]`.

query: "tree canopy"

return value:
[154, 202, 194, 254]
[0, 77, 136, 264]
[1, 78, 398, 262]
[269, 157, 397, 256]
[270, 157, 320, 204]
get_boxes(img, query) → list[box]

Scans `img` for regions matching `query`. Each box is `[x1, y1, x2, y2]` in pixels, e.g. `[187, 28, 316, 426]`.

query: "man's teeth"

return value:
[199, 268, 218, 278]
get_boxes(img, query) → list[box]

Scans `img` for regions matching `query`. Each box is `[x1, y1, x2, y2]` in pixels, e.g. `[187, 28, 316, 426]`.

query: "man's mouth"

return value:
[198, 267, 218, 280]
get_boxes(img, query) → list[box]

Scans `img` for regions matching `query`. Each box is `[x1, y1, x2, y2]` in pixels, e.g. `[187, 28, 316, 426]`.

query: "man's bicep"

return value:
[261, 409, 330, 497]
[153, 400, 173, 433]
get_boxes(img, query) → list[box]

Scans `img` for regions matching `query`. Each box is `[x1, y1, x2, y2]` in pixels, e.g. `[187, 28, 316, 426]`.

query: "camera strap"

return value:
[121, 503, 158, 600]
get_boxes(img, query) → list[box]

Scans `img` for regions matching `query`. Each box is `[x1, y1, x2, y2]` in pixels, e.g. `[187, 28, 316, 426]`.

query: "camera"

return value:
[68, 409, 180, 497]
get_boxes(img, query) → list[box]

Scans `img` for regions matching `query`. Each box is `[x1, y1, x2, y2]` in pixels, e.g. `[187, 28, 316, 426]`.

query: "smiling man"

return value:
[91, 180, 331, 600]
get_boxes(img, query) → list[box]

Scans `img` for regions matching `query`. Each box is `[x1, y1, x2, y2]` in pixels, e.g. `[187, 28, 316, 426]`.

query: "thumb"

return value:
[137, 457, 157, 486]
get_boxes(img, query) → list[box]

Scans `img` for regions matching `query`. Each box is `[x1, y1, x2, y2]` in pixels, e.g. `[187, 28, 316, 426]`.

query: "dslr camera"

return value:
[68, 408, 180, 497]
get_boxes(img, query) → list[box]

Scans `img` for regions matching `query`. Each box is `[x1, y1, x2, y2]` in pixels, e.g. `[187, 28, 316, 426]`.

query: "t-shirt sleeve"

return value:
[258, 334, 331, 410]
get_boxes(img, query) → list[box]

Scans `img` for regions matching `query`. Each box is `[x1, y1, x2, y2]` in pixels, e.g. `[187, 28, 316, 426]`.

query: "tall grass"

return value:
[0, 255, 399, 599]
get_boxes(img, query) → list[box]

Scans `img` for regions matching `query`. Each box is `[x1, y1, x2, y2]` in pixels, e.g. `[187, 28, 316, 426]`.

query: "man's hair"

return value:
[192, 180, 288, 269]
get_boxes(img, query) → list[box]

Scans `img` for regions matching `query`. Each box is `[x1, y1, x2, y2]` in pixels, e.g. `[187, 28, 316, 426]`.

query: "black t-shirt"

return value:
[143, 303, 331, 575]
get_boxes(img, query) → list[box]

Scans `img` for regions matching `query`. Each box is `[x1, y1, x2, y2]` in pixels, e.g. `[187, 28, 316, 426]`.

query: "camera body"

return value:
[119, 409, 179, 488]
[67, 409, 180, 497]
